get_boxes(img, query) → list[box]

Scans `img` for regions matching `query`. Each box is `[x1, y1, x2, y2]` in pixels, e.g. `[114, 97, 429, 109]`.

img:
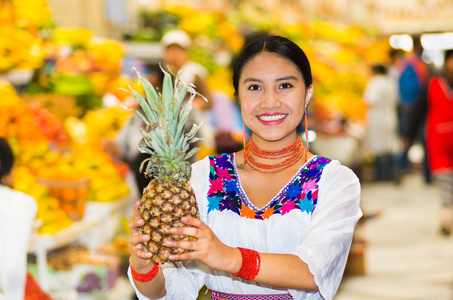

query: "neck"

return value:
[248, 134, 300, 151]
[242, 136, 307, 173]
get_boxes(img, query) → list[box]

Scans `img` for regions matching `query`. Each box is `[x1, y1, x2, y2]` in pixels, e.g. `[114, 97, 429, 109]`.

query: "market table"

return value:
[28, 196, 133, 292]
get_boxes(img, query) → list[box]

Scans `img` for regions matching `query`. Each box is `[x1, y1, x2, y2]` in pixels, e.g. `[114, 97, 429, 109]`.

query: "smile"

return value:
[258, 114, 287, 122]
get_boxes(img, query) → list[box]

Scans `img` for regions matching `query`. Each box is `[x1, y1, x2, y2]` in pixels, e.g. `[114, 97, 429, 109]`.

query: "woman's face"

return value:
[238, 52, 312, 149]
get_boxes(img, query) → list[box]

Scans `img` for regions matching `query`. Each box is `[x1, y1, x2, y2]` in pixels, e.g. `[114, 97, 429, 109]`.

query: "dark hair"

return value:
[372, 64, 387, 75]
[0, 137, 14, 180]
[232, 33, 312, 96]
[445, 49, 453, 62]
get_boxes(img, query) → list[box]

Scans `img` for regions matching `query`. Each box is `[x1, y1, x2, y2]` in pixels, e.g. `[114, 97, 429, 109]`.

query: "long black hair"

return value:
[232, 33, 312, 96]
[0, 137, 14, 181]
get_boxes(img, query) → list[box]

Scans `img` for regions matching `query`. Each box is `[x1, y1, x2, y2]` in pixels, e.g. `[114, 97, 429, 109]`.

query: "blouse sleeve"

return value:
[289, 161, 362, 300]
[127, 157, 211, 300]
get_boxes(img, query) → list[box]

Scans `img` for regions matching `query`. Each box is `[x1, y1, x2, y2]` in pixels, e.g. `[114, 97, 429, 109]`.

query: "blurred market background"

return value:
[1, 0, 453, 299]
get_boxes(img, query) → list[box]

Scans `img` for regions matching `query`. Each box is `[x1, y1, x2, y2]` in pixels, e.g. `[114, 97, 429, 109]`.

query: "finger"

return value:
[131, 233, 150, 246]
[135, 248, 153, 259]
[169, 250, 197, 261]
[170, 226, 199, 238]
[128, 218, 145, 234]
[133, 200, 141, 219]
[181, 216, 207, 229]
[165, 239, 197, 251]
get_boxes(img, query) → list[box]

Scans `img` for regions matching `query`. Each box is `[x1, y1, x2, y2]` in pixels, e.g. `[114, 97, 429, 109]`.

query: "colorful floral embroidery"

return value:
[207, 154, 331, 220]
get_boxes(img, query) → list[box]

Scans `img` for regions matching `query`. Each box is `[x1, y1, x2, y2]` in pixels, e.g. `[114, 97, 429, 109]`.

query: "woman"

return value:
[128, 34, 362, 300]
[404, 49, 453, 235]
[0, 137, 38, 299]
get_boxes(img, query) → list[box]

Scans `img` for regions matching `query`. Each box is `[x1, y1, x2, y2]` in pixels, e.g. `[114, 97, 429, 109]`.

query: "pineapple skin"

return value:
[139, 178, 199, 263]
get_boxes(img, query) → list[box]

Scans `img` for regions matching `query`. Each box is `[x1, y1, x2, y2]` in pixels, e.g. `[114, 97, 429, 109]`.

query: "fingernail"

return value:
[181, 217, 188, 222]
[169, 255, 176, 260]
[166, 240, 174, 246]
[170, 228, 177, 233]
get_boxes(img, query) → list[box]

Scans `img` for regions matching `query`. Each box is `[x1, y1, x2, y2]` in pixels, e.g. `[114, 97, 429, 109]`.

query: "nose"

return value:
[260, 89, 281, 109]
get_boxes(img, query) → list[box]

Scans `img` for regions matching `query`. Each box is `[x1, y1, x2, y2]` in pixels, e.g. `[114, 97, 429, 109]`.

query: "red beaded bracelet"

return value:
[232, 247, 261, 281]
[131, 262, 160, 283]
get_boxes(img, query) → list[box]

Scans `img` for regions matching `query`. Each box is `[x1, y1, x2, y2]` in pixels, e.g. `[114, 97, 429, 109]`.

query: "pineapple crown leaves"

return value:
[120, 65, 207, 181]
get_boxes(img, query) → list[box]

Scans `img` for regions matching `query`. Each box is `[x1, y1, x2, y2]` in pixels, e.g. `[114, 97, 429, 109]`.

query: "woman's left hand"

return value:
[165, 216, 240, 273]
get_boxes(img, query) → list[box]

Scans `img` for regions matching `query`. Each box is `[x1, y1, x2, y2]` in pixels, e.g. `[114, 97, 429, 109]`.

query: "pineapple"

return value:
[124, 66, 205, 263]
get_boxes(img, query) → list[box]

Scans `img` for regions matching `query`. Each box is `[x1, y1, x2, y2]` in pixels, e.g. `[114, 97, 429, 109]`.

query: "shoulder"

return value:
[0, 186, 37, 213]
[322, 158, 359, 182]
[191, 156, 211, 175]
[429, 75, 442, 84]
[191, 153, 235, 182]
[312, 157, 361, 213]
[15, 190, 38, 210]
[313, 156, 360, 192]
[191, 154, 225, 179]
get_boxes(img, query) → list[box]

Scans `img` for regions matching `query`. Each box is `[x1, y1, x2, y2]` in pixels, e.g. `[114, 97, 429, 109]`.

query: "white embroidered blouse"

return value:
[129, 154, 362, 300]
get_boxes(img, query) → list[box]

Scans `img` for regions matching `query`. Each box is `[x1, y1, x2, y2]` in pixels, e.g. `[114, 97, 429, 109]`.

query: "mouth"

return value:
[258, 114, 287, 122]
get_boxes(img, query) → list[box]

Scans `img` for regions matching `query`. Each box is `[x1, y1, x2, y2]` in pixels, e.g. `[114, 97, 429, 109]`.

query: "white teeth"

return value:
[258, 114, 286, 121]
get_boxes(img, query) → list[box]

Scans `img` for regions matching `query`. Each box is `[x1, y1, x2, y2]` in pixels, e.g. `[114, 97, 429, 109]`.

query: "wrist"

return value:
[129, 257, 155, 274]
[232, 247, 261, 281]
[131, 262, 160, 283]
[229, 247, 243, 274]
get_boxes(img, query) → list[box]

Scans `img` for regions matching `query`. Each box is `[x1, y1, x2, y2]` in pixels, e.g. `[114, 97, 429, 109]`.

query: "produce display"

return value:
[26, 26, 126, 112]
[0, 0, 131, 238]
[130, 69, 201, 263]
[128, 4, 390, 124]
[0, 78, 130, 233]
[14, 166, 73, 235]
[0, 0, 48, 73]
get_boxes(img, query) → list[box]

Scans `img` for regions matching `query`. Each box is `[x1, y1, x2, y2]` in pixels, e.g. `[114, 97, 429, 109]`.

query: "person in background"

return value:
[161, 29, 216, 156]
[388, 49, 404, 83]
[397, 35, 431, 182]
[127, 33, 361, 300]
[0, 137, 38, 299]
[102, 99, 148, 197]
[161, 29, 212, 111]
[404, 49, 453, 236]
[363, 64, 400, 181]
[102, 67, 164, 196]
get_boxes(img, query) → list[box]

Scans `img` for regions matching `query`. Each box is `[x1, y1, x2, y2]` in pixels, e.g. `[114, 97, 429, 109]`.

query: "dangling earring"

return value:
[242, 121, 246, 149]
[304, 109, 309, 162]
[239, 121, 247, 168]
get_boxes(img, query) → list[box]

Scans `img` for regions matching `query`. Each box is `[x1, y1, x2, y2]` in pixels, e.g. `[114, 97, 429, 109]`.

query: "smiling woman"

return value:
[127, 33, 362, 300]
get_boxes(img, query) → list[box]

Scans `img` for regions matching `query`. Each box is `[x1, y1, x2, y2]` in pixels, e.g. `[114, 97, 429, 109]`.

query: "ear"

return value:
[305, 85, 314, 108]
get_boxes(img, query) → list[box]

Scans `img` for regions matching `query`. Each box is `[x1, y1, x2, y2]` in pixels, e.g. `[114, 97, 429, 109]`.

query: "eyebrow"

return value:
[242, 76, 299, 84]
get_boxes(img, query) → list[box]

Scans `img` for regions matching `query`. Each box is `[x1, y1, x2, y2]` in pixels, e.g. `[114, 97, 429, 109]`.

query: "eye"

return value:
[248, 84, 261, 91]
[280, 82, 293, 89]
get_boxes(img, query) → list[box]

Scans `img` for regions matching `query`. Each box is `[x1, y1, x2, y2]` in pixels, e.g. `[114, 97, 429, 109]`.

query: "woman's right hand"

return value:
[128, 200, 153, 271]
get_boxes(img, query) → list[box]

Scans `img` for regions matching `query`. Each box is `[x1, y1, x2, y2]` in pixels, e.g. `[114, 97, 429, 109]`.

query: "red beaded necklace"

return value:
[243, 136, 306, 173]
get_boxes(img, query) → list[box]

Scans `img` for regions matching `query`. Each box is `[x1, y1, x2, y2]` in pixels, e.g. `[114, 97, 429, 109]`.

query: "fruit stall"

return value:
[0, 1, 139, 296]
[1, 0, 399, 298]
